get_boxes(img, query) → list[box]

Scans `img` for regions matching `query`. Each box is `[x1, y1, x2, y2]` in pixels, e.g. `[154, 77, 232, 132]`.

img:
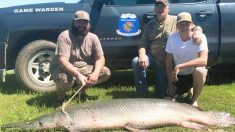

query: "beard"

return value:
[71, 23, 89, 36]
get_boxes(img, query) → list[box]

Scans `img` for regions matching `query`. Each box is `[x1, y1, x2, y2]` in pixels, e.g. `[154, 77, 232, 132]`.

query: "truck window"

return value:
[108, 0, 136, 5]
[106, 0, 206, 5]
[220, 0, 235, 3]
[170, 0, 205, 3]
[108, 0, 156, 5]
[136, 0, 155, 4]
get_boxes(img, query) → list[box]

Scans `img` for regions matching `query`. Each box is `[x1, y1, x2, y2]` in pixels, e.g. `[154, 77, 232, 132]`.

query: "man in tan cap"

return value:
[132, 0, 203, 98]
[165, 12, 208, 107]
[50, 10, 111, 105]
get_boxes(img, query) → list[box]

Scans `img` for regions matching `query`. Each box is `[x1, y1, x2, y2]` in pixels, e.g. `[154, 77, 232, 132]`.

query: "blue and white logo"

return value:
[116, 13, 141, 37]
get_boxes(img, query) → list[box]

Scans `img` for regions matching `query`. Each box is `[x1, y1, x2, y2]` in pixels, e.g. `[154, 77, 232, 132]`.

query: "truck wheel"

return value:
[15, 40, 56, 92]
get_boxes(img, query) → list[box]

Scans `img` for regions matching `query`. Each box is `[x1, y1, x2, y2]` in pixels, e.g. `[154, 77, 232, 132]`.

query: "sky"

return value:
[0, 0, 79, 8]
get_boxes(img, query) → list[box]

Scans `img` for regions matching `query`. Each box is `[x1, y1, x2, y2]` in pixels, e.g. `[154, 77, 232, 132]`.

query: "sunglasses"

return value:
[178, 22, 191, 26]
[155, 4, 166, 9]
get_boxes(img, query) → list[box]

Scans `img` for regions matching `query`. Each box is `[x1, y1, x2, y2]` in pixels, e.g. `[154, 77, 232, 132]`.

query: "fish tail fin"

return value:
[208, 112, 235, 127]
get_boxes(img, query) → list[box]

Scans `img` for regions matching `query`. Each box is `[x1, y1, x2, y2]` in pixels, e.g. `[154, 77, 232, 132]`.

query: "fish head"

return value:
[1, 112, 67, 131]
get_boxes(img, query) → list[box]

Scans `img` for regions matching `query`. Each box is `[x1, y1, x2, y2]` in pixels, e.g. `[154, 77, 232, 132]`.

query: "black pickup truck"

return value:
[0, 0, 234, 92]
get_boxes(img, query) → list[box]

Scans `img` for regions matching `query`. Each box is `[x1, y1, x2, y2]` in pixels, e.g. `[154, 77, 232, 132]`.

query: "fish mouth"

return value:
[1, 122, 28, 130]
[1, 122, 45, 131]
[1, 122, 63, 131]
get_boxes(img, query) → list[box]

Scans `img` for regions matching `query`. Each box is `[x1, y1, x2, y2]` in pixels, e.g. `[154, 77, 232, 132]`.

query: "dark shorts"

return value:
[174, 74, 193, 96]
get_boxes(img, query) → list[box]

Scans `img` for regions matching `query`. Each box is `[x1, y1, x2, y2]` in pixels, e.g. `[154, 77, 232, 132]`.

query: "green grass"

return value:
[0, 70, 235, 132]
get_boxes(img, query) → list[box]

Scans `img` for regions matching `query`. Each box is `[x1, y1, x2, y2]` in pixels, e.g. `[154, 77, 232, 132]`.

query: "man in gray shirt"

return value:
[50, 10, 111, 104]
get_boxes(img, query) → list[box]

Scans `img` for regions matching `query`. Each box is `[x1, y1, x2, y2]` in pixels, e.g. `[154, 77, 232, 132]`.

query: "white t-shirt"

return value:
[165, 32, 208, 75]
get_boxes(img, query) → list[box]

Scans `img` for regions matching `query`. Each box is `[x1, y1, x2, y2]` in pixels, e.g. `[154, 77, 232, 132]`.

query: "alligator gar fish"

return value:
[1, 99, 235, 131]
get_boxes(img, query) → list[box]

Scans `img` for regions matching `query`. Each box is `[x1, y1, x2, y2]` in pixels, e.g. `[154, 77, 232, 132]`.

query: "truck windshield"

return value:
[0, 0, 81, 8]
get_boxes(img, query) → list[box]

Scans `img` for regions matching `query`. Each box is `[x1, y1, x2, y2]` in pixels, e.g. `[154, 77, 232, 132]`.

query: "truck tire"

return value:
[15, 40, 56, 92]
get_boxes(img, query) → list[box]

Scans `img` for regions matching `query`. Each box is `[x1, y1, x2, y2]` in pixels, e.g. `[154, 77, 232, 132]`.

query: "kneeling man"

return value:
[165, 12, 208, 107]
[50, 10, 111, 104]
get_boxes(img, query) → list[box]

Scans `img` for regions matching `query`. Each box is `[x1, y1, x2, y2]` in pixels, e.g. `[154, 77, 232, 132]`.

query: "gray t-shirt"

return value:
[165, 32, 208, 75]
[56, 30, 104, 65]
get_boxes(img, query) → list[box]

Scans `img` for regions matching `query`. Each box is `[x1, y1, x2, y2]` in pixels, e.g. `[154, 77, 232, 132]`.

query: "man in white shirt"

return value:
[165, 12, 208, 107]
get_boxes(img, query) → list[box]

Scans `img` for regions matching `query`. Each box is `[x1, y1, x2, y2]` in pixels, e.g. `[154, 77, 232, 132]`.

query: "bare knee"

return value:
[193, 67, 207, 77]
[193, 67, 207, 86]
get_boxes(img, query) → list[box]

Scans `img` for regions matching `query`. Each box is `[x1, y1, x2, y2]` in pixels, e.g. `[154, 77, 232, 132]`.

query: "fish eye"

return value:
[39, 121, 44, 126]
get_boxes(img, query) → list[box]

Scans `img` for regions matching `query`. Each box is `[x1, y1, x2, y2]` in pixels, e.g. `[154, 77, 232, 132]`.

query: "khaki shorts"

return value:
[50, 59, 111, 90]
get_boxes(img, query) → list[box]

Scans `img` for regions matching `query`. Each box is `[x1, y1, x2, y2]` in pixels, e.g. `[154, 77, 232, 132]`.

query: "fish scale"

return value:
[1, 99, 235, 131]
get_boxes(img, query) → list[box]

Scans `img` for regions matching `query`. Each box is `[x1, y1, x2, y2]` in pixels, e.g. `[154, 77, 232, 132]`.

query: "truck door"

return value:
[90, 0, 156, 68]
[218, 0, 235, 64]
[89, 0, 218, 68]
[169, 0, 219, 65]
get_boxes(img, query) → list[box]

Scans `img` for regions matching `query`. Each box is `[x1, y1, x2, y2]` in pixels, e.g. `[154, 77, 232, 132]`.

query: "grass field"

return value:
[0, 69, 235, 131]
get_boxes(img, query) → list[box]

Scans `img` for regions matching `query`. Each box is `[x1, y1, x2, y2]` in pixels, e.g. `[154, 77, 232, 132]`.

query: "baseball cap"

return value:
[177, 12, 192, 24]
[155, 0, 169, 6]
[74, 10, 90, 21]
